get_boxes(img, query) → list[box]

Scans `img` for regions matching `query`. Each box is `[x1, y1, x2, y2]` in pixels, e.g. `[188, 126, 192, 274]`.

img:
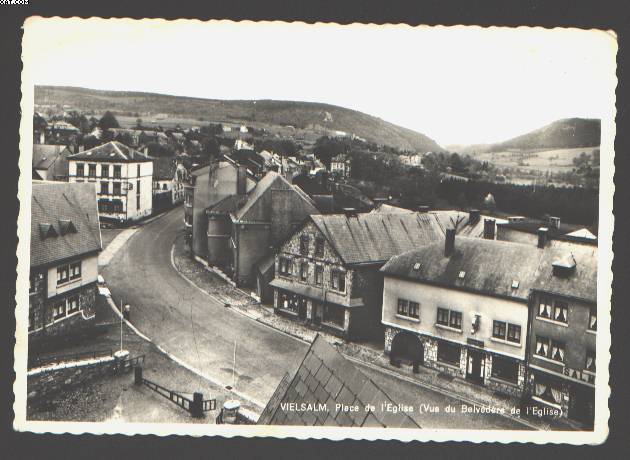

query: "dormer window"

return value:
[39, 223, 58, 239]
[59, 219, 77, 236]
[552, 254, 577, 277]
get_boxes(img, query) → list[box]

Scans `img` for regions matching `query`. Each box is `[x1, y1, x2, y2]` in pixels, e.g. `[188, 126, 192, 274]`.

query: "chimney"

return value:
[445, 228, 456, 257]
[549, 216, 561, 230]
[483, 218, 495, 240]
[537, 227, 548, 248]
[237, 164, 247, 195]
[469, 209, 480, 226]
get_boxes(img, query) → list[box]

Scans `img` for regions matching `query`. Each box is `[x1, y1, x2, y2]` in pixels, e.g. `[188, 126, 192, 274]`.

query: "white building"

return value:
[67, 141, 154, 223]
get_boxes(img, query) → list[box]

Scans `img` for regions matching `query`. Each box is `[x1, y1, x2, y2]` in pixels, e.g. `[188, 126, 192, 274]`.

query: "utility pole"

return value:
[120, 299, 123, 351]
[232, 340, 237, 389]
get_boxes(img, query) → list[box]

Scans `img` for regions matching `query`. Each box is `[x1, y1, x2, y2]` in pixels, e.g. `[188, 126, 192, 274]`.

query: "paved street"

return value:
[102, 206, 527, 429]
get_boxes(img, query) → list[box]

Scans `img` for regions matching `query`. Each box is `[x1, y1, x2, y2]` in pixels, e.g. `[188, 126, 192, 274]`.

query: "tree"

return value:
[99, 111, 120, 130]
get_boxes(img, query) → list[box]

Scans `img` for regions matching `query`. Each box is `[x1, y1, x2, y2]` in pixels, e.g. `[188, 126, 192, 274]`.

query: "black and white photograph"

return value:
[13, 18, 615, 443]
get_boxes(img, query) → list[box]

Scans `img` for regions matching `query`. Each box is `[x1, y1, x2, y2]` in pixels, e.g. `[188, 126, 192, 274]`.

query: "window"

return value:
[67, 296, 80, 314]
[585, 349, 596, 373]
[538, 296, 552, 319]
[136, 195, 141, 210]
[493, 320, 521, 344]
[28, 310, 35, 331]
[491, 355, 519, 383]
[299, 234, 309, 255]
[588, 307, 597, 331]
[88, 164, 96, 177]
[533, 373, 563, 406]
[56, 265, 69, 285]
[69, 262, 81, 280]
[300, 262, 308, 281]
[29, 272, 42, 293]
[279, 257, 292, 276]
[437, 308, 449, 326]
[278, 290, 302, 314]
[449, 311, 462, 330]
[100, 181, 109, 195]
[507, 324, 521, 343]
[493, 320, 507, 339]
[323, 303, 345, 327]
[314, 237, 325, 258]
[113, 165, 121, 179]
[76, 163, 84, 177]
[101, 165, 109, 178]
[331, 270, 346, 293]
[553, 300, 568, 323]
[112, 200, 123, 213]
[315, 266, 323, 285]
[437, 340, 461, 366]
[113, 182, 121, 195]
[53, 301, 66, 320]
[397, 298, 419, 319]
[535, 336, 565, 363]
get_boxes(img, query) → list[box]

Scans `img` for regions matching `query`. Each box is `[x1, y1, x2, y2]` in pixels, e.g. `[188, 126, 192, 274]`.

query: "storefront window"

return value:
[323, 303, 344, 327]
[437, 340, 461, 366]
[491, 355, 519, 383]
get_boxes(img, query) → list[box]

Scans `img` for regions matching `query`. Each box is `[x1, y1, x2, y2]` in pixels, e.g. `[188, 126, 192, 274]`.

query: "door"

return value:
[569, 384, 595, 427]
[298, 298, 307, 320]
[466, 349, 485, 385]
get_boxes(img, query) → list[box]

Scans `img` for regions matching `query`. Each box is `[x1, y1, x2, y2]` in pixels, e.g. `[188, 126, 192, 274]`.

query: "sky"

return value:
[22, 18, 617, 147]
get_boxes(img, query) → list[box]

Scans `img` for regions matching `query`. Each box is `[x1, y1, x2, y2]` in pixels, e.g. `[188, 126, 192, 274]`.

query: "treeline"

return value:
[436, 180, 598, 225]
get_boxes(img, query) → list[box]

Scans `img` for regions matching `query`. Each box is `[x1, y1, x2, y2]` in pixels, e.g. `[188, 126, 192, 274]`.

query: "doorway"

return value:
[466, 349, 486, 385]
[391, 331, 424, 367]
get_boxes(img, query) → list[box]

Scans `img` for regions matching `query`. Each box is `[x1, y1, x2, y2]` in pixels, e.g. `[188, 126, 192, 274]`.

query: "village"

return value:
[26, 106, 598, 430]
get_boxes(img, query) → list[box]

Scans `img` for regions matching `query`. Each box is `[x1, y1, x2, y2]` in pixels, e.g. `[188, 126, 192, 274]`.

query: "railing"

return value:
[134, 366, 215, 418]
[28, 348, 113, 369]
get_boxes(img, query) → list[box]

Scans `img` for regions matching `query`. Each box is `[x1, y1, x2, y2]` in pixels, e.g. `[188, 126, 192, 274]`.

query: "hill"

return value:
[34, 86, 443, 153]
[451, 118, 601, 155]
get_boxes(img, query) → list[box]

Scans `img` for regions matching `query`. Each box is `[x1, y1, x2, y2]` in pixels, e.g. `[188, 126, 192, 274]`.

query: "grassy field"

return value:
[475, 146, 599, 174]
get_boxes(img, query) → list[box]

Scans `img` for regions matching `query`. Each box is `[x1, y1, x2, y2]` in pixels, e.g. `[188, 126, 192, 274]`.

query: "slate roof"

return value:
[381, 236, 545, 302]
[68, 141, 153, 163]
[531, 240, 597, 303]
[496, 219, 593, 240]
[30, 181, 102, 269]
[430, 210, 507, 238]
[32, 144, 70, 170]
[310, 212, 444, 266]
[258, 335, 420, 428]
[369, 204, 414, 215]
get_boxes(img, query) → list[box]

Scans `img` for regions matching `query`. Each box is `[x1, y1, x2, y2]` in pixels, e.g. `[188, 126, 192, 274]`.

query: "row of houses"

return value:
[268, 207, 597, 425]
[34, 141, 189, 223]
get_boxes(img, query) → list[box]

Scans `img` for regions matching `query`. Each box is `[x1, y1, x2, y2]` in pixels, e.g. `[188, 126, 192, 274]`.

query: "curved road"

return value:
[102, 206, 527, 429]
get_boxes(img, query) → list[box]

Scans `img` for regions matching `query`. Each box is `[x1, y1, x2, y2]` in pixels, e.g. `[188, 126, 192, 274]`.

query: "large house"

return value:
[381, 234, 543, 396]
[152, 156, 188, 213]
[527, 240, 598, 426]
[32, 144, 73, 181]
[270, 212, 444, 340]
[205, 170, 319, 295]
[330, 154, 351, 179]
[67, 141, 154, 223]
[29, 182, 102, 342]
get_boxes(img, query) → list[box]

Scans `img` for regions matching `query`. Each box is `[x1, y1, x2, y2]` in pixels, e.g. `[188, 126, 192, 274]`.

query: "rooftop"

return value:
[310, 211, 444, 266]
[30, 181, 102, 268]
[258, 335, 419, 428]
[68, 141, 153, 163]
[32, 144, 70, 170]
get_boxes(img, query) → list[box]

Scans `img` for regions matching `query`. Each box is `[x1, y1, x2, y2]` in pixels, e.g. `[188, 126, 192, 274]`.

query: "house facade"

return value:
[152, 157, 188, 213]
[32, 144, 73, 181]
[330, 154, 351, 179]
[270, 212, 444, 341]
[29, 182, 102, 343]
[68, 141, 154, 223]
[527, 241, 597, 426]
[205, 171, 319, 292]
[380, 233, 546, 397]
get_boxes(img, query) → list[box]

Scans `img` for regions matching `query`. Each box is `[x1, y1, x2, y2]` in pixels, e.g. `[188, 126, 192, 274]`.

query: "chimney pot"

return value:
[469, 209, 480, 225]
[445, 228, 456, 257]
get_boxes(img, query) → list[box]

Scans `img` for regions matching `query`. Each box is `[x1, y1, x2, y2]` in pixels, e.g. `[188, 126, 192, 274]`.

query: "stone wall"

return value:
[27, 350, 131, 408]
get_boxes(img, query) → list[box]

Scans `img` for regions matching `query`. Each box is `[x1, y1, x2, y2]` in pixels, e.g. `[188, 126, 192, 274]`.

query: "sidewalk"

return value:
[172, 232, 582, 431]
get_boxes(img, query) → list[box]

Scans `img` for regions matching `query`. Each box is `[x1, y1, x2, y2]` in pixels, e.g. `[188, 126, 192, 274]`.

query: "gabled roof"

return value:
[310, 212, 444, 266]
[258, 335, 420, 428]
[532, 240, 597, 303]
[31, 181, 102, 268]
[68, 141, 153, 163]
[369, 204, 414, 215]
[566, 228, 597, 240]
[232, 171, 317, 222]
[381, 237, 544, 301]
[430, 210, 507, 238]
[32, 144, 70, 170]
